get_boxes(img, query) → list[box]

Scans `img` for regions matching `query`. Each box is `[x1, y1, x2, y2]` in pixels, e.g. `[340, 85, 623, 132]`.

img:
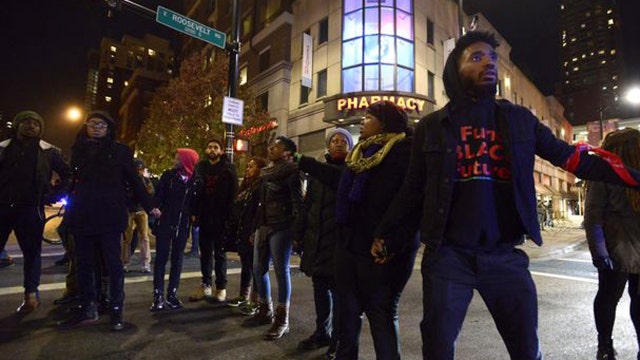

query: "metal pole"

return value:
[458, 0, 465, 38]
[225, 0, 241, 163]
[599, 107, 604, 140]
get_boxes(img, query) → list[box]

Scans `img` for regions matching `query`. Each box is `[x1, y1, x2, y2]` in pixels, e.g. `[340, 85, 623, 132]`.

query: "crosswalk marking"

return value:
[531, 271, 597, 284]
[0, 265, 300, 296]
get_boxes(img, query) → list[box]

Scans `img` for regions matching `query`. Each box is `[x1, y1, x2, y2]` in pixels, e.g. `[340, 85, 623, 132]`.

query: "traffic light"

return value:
[234, 138, 249, 152]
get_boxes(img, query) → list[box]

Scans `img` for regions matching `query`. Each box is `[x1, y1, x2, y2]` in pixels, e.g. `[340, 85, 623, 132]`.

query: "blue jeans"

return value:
[421, 245, 541, 360]
[253, 226, 292, 305]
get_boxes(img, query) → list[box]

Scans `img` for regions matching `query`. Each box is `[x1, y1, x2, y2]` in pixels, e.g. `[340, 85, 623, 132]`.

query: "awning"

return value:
[544, 185, 562, 197]
[534, 183, 551, 196]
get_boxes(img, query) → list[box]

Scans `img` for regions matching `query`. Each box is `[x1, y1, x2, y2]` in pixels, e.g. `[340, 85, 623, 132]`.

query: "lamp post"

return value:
[65, 106, 83, 122]
[598, 105, 607, 140]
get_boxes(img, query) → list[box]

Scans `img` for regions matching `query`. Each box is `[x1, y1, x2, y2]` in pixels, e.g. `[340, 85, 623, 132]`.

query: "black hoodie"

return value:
[440, 42, 524, 250]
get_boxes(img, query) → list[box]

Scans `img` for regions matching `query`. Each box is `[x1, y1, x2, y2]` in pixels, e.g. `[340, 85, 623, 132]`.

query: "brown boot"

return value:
[243, 301, 273, 327]
[264, 305, 289, 340]
[16, 292, 40, 314]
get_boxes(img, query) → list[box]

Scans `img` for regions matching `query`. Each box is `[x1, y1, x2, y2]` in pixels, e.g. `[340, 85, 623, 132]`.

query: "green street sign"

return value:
[156, 5, 227, 49]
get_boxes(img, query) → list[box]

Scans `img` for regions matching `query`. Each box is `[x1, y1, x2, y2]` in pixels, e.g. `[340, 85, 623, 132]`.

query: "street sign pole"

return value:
[225, 0, 242, 162]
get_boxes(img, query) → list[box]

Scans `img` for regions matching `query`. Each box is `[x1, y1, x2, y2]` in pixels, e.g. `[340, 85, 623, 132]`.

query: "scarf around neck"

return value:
[346, 132, 405, 173]
[336, 131, 405, 224]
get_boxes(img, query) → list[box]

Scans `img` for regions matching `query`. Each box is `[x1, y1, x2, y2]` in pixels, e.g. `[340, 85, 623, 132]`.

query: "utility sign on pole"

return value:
[222, 96, 244, 126]
[156, 5, 227, 49]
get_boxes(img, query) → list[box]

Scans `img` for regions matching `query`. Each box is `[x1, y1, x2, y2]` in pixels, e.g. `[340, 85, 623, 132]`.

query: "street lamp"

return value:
[598, 86, 640, 140]
[626, 86, 640, 106]
[65, 106, 83, 122]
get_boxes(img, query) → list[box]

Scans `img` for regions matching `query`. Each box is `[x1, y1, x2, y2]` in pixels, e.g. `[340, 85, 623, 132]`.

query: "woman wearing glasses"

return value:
[59, 110, 160, 331]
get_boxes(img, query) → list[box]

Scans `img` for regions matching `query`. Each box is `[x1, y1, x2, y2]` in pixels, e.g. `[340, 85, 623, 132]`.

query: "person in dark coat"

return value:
[296, 128, 353, 358]
[245, 136, 304, 341]
[295, 101, 420, 359]
[584, 129, 640, 359]
[373, 31, 640, 360]
[0, 110, 71, 313]
[225, 157, 267, 313]
[150, 148, 199, 311]
[189, 138, 238, 303]
[58, 110, 160, 331]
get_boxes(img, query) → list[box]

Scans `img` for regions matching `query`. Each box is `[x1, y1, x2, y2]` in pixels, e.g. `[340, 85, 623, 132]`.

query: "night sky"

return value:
[1, 0, 639, 152]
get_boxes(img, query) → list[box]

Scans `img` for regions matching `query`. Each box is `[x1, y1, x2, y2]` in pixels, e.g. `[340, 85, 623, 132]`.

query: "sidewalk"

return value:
[519, 216, 587, 260]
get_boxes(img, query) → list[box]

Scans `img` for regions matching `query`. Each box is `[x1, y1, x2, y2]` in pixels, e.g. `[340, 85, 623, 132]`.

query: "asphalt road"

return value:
[0, 243, 638, 359]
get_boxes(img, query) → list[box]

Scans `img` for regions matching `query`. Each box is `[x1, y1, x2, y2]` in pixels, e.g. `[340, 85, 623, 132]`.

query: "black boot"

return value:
[150, 289, 164, 312]
[165, 288, 183, 310]
[58, 302, 99, 329]
[53, 292, 79, 306]
[597, 338, 616, 360]
[265, 305, 289, 340]
[110, 306, 124, 331]
[243, 301, 274, 327]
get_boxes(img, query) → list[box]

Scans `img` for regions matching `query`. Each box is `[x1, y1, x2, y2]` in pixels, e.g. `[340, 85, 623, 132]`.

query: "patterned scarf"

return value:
[336, 132, 405, 224]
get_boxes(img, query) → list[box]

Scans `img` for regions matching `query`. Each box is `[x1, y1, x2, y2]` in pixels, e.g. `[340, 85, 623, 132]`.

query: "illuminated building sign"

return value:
[337, 95, 426, 113]
[323, 91, 434, 124]
[238, 120, 278, 137]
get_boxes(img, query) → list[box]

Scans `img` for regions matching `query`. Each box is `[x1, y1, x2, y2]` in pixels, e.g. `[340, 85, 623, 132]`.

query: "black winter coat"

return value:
[153, 169, 195, 239]
[192, 156, 238, 230]
[299, 138, 420, 257]
[257, 161, 304, 235]
[299, 154, 344, 278]
[65, 139, 153, 236]
[225, 180, 262, 254]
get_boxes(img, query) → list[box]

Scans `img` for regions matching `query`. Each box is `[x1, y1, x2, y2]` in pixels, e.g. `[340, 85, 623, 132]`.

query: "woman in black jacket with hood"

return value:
[59, 110, 160, 331]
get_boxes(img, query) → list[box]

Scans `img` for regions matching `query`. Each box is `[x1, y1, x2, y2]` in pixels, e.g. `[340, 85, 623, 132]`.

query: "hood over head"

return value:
[443, 31, 500, 103]
[79, 110, 117, 141]
[177, 148, 200, 180]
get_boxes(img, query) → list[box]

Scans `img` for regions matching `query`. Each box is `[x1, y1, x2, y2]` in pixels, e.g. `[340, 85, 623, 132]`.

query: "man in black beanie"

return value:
[0, 110, 71, 313]
[374, 31, 640, 359]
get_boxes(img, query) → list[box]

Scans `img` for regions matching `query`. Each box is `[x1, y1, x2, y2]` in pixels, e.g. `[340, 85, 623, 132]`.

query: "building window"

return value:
[300, 85, 310, 105]
[427, 71, 435, 99]
[259, 48, 271, 72]
[258, 92, 269, 111]
[110, 45, 117, 53]
[319, 17, 329, 44]
[239, 66, 248, 85]
[342, 0, 415, 92]
[242, 14, 252, 38]
[427, 18, 434, 45]
[105, 96, 112, 102]
[317, 69, 327, 97]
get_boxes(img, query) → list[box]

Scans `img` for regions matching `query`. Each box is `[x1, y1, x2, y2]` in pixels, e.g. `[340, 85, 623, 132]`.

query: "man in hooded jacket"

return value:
[0, 110, 71, 313]
[59, 110, 160, 331]
[373, 31, 640, 359]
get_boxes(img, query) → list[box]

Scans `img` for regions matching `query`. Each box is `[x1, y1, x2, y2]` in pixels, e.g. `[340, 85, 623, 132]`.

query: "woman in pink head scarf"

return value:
[150, 148, 200, 311]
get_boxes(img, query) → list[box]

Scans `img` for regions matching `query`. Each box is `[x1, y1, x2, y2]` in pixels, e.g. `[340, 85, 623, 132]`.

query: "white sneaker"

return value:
[214, 289, 226, 302]
[204, 285, 213, 297]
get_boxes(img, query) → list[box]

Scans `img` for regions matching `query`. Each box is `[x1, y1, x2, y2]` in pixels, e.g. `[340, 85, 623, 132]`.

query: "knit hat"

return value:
[326, 128, 354, 151]
[13, 110, 44, 136]
[176, 148, 200, 180]
[84, 110, 117, 140]
[366, 101, 408, 134]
